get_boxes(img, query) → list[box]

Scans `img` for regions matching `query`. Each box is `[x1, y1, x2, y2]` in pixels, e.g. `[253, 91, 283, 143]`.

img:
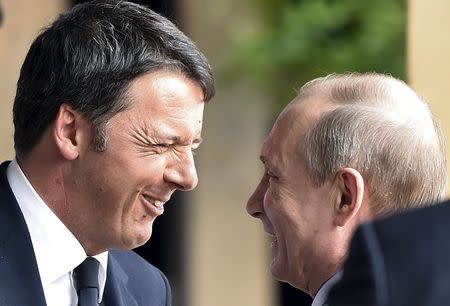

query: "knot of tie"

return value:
[74, 257, 99, 306]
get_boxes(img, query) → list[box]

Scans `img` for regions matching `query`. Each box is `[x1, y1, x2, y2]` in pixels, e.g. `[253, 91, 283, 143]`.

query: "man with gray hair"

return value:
[246, 72, 446, 306]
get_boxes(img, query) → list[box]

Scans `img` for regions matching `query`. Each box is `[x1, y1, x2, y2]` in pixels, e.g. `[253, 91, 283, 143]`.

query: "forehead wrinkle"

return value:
[166, 112, 192, 121]
[162, 110, 203, 135]
[164, 104, 203, 123]
[124, 108, 196, 142]
[127, 112, 157, 136]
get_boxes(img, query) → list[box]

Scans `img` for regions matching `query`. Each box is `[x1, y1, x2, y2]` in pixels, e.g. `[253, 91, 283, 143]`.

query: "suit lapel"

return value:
[103, 252, 139, 306]
[0, 161, 46, 305]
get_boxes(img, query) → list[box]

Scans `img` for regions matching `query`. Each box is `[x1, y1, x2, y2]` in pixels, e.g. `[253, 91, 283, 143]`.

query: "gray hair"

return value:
[300, 73, 447, 216]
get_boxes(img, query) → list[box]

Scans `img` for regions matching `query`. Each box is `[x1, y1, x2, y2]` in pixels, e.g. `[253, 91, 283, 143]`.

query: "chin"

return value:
[270, 257, 286, 281]
[134, 231, 153, 248]
[122, 227, 153, 250]
[270, 254, 296, 286]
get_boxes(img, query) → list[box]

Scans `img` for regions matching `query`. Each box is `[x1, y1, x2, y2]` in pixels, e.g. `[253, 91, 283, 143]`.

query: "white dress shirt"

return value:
[311, 271, 343, 306]
[6, 160, 108, 306]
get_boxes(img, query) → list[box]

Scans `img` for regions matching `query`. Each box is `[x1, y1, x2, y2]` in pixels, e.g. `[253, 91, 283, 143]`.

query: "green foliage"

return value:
[224, 0, 407, 110]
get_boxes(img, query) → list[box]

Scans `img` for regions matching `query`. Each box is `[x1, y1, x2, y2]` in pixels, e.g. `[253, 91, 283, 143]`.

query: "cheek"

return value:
[264, 181, 292, 205]
[114, 154, 167, 186]
[264, 185, 286, 218]
[263, 185, 276, 208]
[144, 152, 170, 169]
[265, 185, 303, 227]
[123, 194, 144, 218]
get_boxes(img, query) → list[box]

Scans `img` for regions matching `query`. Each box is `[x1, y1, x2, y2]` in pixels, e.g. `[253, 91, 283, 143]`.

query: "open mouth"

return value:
[266, 232, 278, 248]
[141, 194, 166, 216]
[144, 195, 164, 208]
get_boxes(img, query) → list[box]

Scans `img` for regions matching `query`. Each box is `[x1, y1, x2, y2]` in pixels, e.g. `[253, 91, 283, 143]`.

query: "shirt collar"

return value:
[311, 271, 343, 306]
[6, 159, 108, 302]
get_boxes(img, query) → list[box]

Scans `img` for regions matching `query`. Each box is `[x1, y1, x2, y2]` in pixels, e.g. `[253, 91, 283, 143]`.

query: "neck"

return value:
[21, 155, 108, 255]
[20, 151, 65, 212]
[307, 226, 356, 296]
[308, 261, 341, 297]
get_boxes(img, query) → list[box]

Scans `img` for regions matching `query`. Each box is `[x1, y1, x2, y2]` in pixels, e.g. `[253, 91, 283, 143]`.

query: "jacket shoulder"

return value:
[108, 250, 171, 305]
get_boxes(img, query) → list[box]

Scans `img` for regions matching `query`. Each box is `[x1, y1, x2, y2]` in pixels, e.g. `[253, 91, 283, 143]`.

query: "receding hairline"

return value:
[296, 72, 437, 143]
[296, 72, 446, 215]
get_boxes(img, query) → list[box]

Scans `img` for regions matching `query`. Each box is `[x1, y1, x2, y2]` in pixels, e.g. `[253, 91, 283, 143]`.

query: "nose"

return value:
[246, 173, 269, 218]
[164, 151, 198, 191]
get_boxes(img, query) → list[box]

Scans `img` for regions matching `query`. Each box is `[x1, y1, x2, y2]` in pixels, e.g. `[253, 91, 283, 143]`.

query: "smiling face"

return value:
[66, 71, 205, 254]
[246, 97, 340, 293]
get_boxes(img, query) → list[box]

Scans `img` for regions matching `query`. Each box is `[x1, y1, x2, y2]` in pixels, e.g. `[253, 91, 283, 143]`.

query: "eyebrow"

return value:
[165, 135, 203, 146]
[259, 155, 266, 164]
[260, 155, 273, 170]
[260, 154, 278, 173]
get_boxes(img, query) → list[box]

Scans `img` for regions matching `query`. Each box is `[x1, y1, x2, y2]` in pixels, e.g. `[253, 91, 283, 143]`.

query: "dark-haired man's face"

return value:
[68, 70, 204, 253]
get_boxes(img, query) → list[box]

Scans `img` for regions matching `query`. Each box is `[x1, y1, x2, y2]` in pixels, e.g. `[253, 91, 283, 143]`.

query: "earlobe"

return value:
[333, 168, 365, 227]
[54, 104, 82, 161]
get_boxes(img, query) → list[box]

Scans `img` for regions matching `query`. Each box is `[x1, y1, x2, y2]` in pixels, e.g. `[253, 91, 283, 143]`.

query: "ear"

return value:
[53, 104, 86, 161]
[333, 168, 365, 227]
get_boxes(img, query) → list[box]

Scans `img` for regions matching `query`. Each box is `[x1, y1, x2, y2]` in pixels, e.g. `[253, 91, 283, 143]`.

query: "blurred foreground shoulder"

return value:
[328, 200, 450, 306]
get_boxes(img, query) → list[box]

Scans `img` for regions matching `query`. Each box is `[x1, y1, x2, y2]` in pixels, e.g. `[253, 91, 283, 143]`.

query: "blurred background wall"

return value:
[0, 0, 68, 159]
[0, 1, 448, 306]
[179, 0, 276, 304]
[408, 0, 450, 178]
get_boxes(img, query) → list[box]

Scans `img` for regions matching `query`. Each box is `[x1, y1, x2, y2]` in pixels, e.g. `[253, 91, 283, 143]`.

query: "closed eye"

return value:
[266, 171, 277, 180]
[191, 142, 201, 156]
[155, 143, 171, 148]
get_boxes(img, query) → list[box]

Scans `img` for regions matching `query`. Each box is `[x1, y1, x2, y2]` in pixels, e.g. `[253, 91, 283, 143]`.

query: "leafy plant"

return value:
[224, 0, 407, 110]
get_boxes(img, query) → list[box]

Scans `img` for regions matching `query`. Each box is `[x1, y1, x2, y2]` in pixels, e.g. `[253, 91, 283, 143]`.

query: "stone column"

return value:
[408, 0, 450, 190]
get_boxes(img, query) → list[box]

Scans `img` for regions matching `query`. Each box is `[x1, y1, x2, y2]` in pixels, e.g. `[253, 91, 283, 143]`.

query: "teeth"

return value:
[143, 195, 164, 207]
[154, 201, 164, 208]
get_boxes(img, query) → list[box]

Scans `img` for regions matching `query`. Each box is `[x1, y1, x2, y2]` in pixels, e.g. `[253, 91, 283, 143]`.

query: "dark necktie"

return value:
[74, 257, 100, 306]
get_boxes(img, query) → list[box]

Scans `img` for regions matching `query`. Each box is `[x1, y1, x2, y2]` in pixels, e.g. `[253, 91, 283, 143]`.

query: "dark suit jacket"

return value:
[327, 200, 450, 306]
[0, 161, 171, 306]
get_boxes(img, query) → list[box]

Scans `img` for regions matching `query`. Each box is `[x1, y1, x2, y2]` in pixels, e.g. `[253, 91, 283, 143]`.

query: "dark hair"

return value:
[13, 0, 214, 159]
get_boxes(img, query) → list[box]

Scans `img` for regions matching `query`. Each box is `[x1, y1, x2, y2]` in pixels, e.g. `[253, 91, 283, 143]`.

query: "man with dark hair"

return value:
[0, 1, 214, 305]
